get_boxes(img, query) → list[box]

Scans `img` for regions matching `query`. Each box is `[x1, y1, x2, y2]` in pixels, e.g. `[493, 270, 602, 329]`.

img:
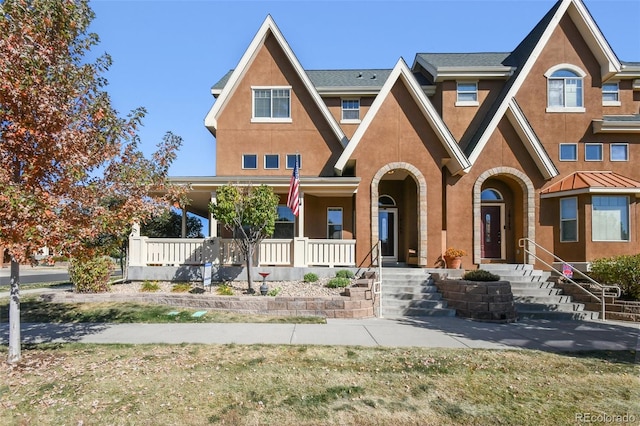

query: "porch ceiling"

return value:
[161, 176, 361, 218]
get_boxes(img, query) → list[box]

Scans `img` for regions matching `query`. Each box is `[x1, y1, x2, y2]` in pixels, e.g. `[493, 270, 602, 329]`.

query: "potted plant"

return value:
[443, 247, 466, 269]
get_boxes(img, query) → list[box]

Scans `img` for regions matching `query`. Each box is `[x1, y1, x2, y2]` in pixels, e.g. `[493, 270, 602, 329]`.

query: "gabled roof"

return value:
[204, 15, 348, 147]
[540, 171, 640, 198]
[334, 58, 471, 176]
[465, 0, 622, 170]
[413, 53, 514, 82]
[504, 99, 558, 179]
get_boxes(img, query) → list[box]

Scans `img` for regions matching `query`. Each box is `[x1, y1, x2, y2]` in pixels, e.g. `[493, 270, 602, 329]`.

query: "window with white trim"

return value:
[585, 143, 602, 161]
[560, 197, 578, 242]
[610, 143, 629, 161]
[341, 99, 360, 122]
[273, 205, 295, 238]
[242, 154, 257, 169]
[602, 82, 620, 106]
[252, 87, 291, 121]
[545, 65, 585, 112]
[592, 196, 629, 241]
[286, 154, 301, 169]
[327, 208, 343, 239]
[264, 154, 279, 169]
[559, 143, 577, 161]
[456, 82, 478, 106]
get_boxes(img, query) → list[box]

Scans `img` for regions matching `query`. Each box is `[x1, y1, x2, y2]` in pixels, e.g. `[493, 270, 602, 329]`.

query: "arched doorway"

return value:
[371, 162, 427, 266]
[473, 167, 535, 265]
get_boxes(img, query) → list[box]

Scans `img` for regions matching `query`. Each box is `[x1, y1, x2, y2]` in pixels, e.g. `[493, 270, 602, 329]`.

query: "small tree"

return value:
[209, 184, 279, 293]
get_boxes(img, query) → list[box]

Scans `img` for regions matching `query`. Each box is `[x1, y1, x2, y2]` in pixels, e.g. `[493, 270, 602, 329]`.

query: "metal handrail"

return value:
[373, 240, 383, 318]
[518, 238, 621, 321]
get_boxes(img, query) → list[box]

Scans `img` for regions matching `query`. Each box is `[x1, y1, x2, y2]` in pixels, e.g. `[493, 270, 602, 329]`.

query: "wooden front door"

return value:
[481, 205, 502, 259]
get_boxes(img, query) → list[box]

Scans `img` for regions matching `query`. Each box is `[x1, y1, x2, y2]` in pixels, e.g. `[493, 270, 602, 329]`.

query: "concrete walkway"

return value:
[2, 317, 638, 354]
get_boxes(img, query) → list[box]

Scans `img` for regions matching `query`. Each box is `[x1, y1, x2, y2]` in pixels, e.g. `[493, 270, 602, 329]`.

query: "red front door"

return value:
[481, 205, 502, 259]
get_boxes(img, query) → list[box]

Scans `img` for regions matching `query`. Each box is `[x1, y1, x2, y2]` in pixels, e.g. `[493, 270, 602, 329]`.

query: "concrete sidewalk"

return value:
[2, 317, 638, 353]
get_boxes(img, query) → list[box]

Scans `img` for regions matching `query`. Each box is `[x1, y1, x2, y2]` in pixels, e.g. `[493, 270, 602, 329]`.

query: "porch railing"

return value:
[129, 236, 356, 268]
[518, 238, 621, 321]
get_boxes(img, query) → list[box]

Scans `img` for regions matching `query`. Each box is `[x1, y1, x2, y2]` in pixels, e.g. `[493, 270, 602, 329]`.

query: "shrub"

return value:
[303, 273, 319, 283]
[140, 280, 160, 292]
[335, 270, 355, 279]
[589, 254, 640, 301]
[462, 269, 500, 282]
[69, 256, 114, 293]
[171, 283, 192, 293]
[326, 277, 350, 288]
[216, 284, 234, 296]
[267, 287, 281, 296]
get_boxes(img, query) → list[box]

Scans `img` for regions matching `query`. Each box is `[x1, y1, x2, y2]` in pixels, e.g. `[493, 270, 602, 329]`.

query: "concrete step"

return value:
[383, 299, 448, 309]
[383, 291, 443, 301]
[515, 301, 585, 312]
[510, 288, 563, 296]
[516, 309, 601, 321]
[509, 281, 557, 289]
[383, 306, 456, 317]
[513, 295, 572, 304]
[480, 263, 534, 271]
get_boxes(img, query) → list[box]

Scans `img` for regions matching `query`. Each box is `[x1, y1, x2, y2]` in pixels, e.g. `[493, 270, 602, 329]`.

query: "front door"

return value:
[481, 205, 503, 259]
[379, 208, 398, 262]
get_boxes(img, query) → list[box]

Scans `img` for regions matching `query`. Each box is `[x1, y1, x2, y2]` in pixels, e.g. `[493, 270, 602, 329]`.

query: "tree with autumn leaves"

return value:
[0, 0, 182, 363]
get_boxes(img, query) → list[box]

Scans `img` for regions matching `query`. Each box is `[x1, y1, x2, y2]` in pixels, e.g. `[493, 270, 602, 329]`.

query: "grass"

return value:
[0, 344, 637, 425]
[0, 297, 325, 324]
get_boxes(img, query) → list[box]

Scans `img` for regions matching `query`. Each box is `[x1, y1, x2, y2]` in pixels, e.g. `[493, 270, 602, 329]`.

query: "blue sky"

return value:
[89, 0, 640, 178]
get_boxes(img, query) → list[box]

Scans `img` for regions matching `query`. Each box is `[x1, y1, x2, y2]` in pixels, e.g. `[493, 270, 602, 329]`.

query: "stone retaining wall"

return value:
[40, 281, 376, 319]
[433, 278, 516, 323]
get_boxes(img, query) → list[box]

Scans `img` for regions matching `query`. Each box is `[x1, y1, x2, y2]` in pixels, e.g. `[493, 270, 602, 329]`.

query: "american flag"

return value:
[287, 161, 300, 216]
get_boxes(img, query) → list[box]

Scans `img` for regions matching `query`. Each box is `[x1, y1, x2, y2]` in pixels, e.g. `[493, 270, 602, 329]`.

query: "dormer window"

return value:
[341, 99, 360, 122]
[602, 82, 620, 106]
[456, 82, 478, 106]
[545, 65, 585, 112]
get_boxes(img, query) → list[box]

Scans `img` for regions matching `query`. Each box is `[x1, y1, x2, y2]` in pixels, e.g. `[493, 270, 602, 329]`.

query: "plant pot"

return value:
[444, 255, 462, 269]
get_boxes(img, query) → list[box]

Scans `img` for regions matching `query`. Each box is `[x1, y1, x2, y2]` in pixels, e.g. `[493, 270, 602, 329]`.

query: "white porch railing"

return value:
[129, 236, 356, 268]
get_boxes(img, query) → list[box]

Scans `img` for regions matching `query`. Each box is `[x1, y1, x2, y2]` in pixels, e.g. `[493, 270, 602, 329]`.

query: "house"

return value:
[129, 0, 640, 276]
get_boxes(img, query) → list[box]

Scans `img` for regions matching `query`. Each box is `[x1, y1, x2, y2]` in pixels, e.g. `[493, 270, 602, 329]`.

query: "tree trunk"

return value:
[7, 259, 21, 364]
[245, 244, 254, 293]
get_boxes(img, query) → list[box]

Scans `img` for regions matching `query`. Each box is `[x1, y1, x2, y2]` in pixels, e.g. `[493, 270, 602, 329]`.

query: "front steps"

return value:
[380, 268, 455, 318]
[481, 264, 601, 321]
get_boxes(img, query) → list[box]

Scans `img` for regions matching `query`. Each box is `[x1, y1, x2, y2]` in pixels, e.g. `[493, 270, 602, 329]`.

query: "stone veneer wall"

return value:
[41, 280, 376, 319]
[433, 278, 516, 323]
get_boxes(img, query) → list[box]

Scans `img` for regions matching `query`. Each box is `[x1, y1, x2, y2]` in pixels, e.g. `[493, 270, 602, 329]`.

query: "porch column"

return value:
[181, 209, 187, 238]
[297, 192, 305, 237]
[209, 191, 218, 237]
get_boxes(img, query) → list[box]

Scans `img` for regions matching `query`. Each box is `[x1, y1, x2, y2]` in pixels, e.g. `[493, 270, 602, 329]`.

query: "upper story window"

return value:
[585, 143, 603, 161]
[559, 143, 577, 161]
[610, 143, 629, 161]
[545, 65, 585, 113]
[602, 82, 620, 106]
[341, 99, 360, 122]
[252, 87, 291, 122]
[456, 81, 478, 106]
[242, 154, 257, 169]
[264, 154, 279, 169]
[286, 154, 301, 170]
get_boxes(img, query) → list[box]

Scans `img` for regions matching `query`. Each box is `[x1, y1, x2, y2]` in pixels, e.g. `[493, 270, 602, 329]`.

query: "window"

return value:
[273, 205, 295, 238]
[545, 66, 585, 112]
[341, 99, 360, 121]
[592, 196, 629, 241]
[585, 143, 602, 161]
[481, 189, 503, 201]
[286, 154, 301, 169]
[264, 154, 279, 169]
[456, 82, 478, 106]
[327, 208, 343, 239]
[559, 143, 577, 161]
[611, 143, 628, 161]
[242, 154, 257, 169]
[252, 87, 291, 121]
[602, 82, 620, 106]
[560, 197, 578, 242]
